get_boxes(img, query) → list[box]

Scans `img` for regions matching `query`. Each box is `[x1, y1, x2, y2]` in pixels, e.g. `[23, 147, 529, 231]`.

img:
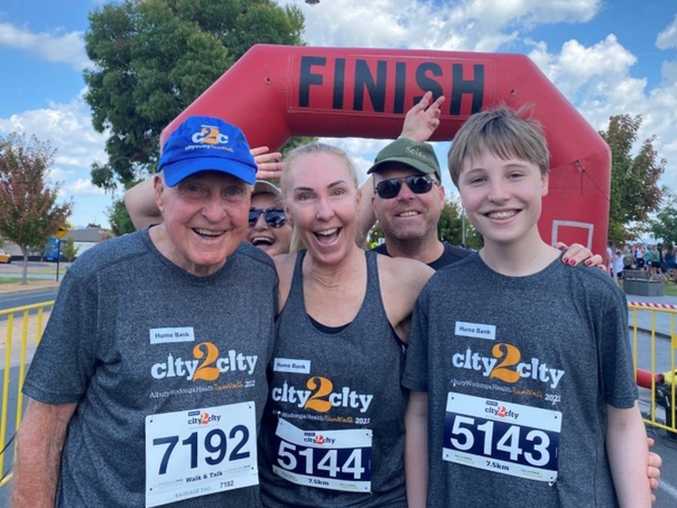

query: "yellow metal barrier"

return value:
[0, 300, 674, 488]
[0, 301, 54, 486]
[628, 301, 677, 436]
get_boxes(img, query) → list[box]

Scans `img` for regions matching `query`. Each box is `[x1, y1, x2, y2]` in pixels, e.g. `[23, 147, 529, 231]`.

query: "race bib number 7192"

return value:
[145, 402, 258, 507]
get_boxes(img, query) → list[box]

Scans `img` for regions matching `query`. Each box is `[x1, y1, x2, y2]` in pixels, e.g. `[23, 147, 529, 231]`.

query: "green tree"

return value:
[84, 0, 304, 193]
[0, 133, 72, 284]
[650, 194, 677, 246]
[61, 236, 79, 262]
[109, 198, 136, 236]
[438, 200, 482, 250]
[600, 114, 665, 243]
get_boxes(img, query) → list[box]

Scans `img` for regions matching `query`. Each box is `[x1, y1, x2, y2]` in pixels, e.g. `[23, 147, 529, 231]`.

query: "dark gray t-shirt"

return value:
[23, 230, 277, 508]
[403, 254, 637, 508]
[372, 241, 471, 270]
[260, 250, 407, 507]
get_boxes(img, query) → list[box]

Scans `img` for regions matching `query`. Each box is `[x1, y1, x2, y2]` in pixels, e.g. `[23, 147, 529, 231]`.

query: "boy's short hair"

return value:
[447, 106, 550, 187]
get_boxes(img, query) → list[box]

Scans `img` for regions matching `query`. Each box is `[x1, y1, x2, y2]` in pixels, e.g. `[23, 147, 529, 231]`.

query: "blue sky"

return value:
[0, 0, 676, 228]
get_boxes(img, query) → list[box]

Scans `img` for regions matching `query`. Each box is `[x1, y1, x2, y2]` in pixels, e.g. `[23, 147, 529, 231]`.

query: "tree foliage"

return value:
[650, 194, 677, 246]
[0, 133, 72, 284]
[84, 0, 305, 191]
[438, 200, 482, 250]
[61, 236, 79, 262]
[109, 197, 136, 236]
[600, 114, 665, 243]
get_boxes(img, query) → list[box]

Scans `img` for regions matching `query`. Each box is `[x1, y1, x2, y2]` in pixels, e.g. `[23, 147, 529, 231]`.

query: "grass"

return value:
[0, 277, 22, 284]
[663, 282, 677, 297]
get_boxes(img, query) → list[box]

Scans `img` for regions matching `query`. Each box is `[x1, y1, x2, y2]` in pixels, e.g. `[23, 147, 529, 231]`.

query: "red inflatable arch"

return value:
[162, 44, 611, 254]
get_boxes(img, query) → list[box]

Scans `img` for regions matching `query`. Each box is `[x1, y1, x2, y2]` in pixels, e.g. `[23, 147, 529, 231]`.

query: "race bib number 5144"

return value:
[272, 418, 373, 493]
[145, 402, 258, 507]
[442, 392, 561, 483]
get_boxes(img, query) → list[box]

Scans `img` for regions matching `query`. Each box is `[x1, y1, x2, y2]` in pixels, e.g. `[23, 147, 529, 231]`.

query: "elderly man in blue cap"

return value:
[13, 117, 276, 508]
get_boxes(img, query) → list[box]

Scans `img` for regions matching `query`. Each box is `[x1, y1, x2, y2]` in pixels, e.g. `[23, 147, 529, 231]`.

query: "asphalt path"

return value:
[0, 288, 58, 313]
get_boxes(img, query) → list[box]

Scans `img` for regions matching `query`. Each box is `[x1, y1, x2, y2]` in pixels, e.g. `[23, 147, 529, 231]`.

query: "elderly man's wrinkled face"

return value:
[154, 171, 250, 276]
[247, 192, 292, 257]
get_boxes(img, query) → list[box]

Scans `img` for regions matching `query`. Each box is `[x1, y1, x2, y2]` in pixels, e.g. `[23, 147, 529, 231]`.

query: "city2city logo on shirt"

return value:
[452, 343, 565, 389]
[187, 410, 222, 426]
[151, 341, 258, 382]
[191, 124, 229, 145]
[271, 376, 374, 414]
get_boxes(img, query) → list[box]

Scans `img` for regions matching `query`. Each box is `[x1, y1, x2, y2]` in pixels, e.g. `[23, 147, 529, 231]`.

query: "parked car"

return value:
[0, 250, 11, 264]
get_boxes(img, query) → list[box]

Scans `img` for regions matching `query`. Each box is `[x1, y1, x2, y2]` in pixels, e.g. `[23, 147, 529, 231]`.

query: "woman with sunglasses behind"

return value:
[248, 180, 292, 256]
[259, 142, 433, 508]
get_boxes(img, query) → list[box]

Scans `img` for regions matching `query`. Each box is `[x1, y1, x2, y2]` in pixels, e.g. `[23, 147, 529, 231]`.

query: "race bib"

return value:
[442, 392, 561, 482]
[272, 417, 373, 493]
[145, 402, 258, 507]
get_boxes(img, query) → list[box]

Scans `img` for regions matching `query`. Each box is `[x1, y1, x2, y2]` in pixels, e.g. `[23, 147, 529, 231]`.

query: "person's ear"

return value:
[541, 172, 550, 197]
[153, 174, 166, 214]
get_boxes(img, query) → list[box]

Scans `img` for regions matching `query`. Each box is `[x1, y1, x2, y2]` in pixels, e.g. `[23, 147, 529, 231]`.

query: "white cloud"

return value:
[528, 36, 677, 196]
[662, 60, 677, 83]
[280, 0, 600, 52]
[0, 22, 91, 70]
[0, 92, 112, 227]
[657, 14, 677, 50]
[63, 178, 106, 197]
[527, 34, 636, 100]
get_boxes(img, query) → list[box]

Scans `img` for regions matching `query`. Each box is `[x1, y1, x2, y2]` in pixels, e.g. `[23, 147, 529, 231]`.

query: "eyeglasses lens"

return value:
[375, 176, 433, 199]
[249, 208, 287, 228]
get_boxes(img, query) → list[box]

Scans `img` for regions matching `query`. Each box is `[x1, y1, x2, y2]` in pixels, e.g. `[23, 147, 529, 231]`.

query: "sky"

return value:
[0, 0, 675, 228]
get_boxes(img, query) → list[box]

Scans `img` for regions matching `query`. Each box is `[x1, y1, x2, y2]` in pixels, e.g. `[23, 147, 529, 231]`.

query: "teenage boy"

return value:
[403, 108, 650, 507]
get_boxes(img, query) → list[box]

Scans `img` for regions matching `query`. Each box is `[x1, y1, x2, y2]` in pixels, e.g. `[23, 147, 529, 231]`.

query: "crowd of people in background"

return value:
[608, 242, 677, 281]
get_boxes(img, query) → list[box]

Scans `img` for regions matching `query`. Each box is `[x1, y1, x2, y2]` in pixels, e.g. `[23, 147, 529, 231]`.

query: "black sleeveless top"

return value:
[260, 250, 407, 507]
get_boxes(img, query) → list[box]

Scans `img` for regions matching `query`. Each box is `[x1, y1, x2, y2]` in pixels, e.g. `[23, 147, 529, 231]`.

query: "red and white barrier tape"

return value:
[628, 301, 677, 311]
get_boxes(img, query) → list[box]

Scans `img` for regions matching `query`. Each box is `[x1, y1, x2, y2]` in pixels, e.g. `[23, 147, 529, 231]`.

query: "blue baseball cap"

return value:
[159, 116, 257, 186]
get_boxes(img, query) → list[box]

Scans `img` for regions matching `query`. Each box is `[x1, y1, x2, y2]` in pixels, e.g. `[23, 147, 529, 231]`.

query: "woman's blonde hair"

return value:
[280, 143, 359, 252]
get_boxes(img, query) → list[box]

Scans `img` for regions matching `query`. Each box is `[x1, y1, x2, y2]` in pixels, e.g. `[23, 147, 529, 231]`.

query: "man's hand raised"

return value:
[400, 91, 445, 143]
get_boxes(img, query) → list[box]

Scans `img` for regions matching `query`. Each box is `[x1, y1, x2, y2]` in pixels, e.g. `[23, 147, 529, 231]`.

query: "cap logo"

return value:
[406, 145, 434, 165]
[191, 125, 229, 146]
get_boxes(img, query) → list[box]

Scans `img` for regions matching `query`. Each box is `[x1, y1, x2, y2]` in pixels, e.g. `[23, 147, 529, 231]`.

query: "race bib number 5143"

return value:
[145, 402, 258, 507]
[442, 392, 561, 483]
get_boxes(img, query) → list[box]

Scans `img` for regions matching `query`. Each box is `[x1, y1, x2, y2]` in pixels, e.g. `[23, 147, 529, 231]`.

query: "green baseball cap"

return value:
[367, 138, 441, 182]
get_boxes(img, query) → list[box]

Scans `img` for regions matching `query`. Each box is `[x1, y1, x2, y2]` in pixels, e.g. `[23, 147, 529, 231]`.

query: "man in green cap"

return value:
[366, 135, 471, 269]
[361, 92, 601, 270]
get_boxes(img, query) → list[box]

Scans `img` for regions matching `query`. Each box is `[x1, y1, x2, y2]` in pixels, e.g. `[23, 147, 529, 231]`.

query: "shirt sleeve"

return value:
[402, 286, 430, 392]
[23, 268, 99, 404]
[599, 289, 638, 409]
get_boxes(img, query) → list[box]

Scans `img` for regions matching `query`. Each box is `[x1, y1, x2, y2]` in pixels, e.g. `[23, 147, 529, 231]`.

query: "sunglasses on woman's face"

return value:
[248, 207, 287, 228]
[373, 175, 435, 199]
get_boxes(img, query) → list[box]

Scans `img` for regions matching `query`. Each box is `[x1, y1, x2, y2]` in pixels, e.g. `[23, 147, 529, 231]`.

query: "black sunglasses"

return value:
[374, 175, 434, 199]
[248, 207, 287, 228]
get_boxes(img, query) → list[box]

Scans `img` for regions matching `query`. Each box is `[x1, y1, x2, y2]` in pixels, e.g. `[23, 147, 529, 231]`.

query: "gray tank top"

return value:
[260, 250, 407, 507]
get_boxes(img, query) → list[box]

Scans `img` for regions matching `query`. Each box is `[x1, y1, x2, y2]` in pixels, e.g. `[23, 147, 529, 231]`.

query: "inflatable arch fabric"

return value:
[162, 44, 611, 253]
